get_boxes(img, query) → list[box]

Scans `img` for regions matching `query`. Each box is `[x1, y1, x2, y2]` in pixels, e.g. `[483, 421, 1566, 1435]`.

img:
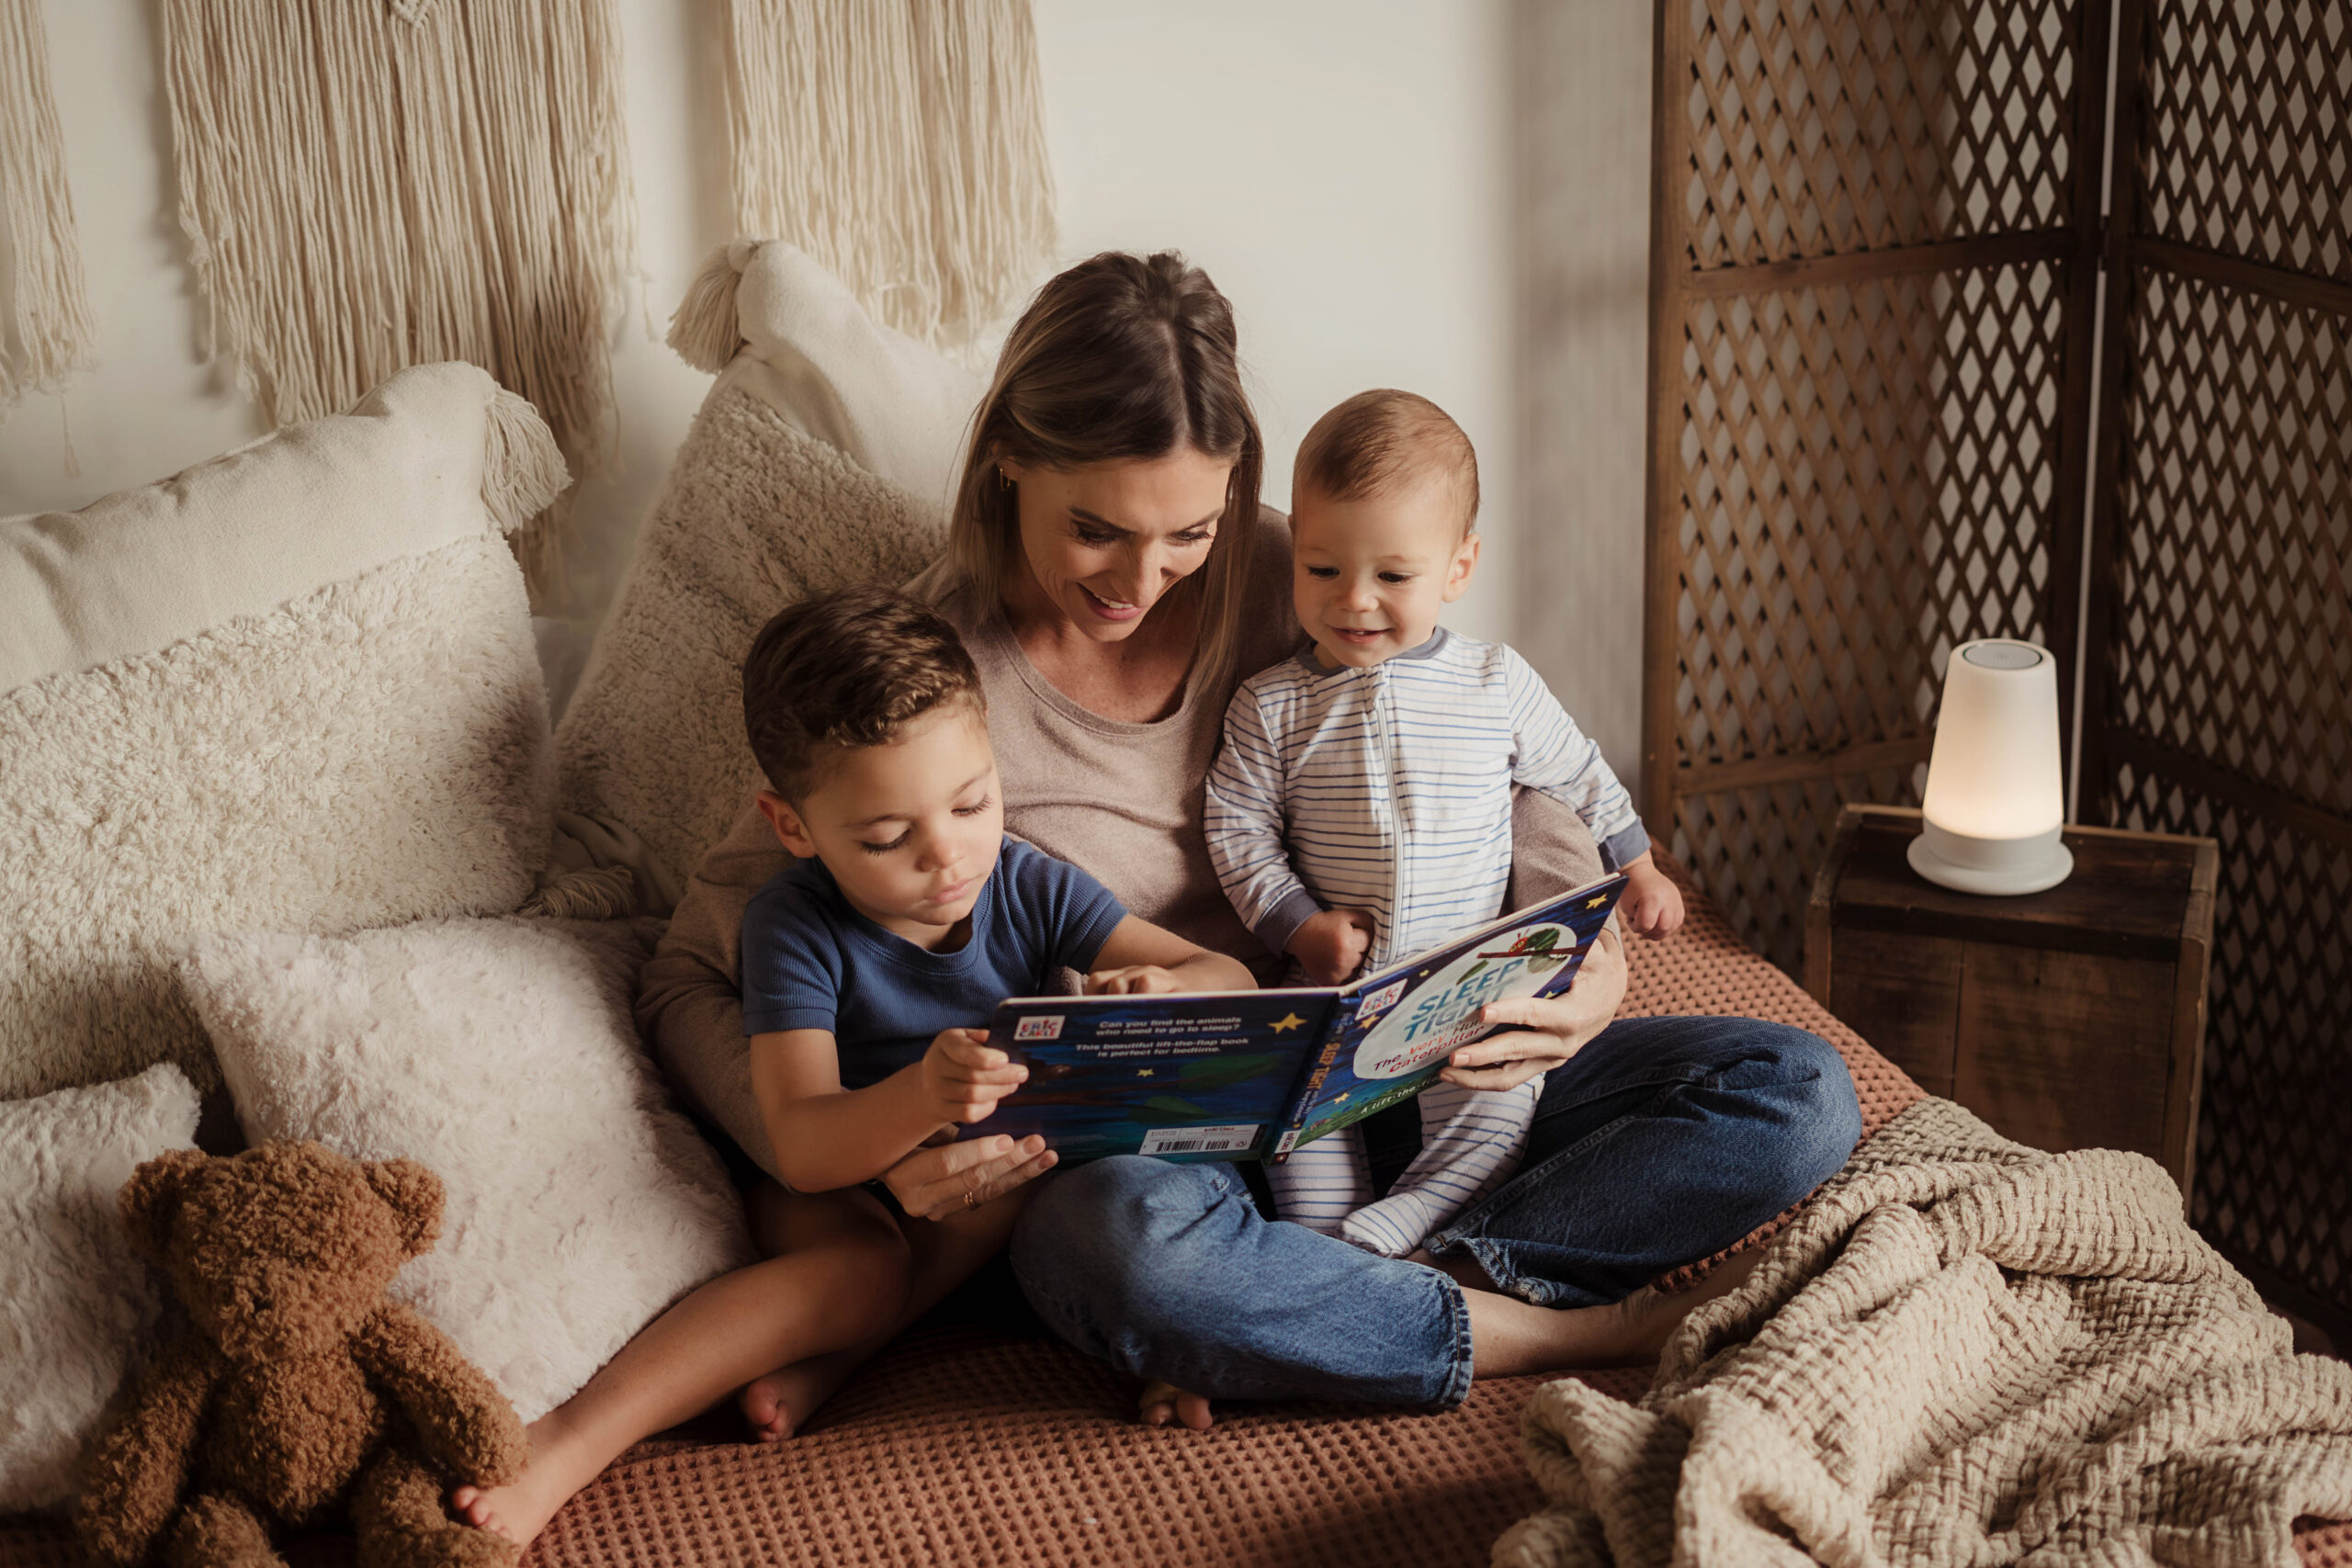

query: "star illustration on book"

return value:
[1269, 1012, 1307, 1034]
[1136, 1067, 1154, 1077]
[1586, 894, 1609, 908]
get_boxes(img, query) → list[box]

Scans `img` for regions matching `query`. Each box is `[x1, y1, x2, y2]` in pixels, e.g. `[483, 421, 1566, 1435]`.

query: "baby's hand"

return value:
[1086, 964, 1183, 996]
[1287, 908, 1375, 986]
[1619, 857, 1686, 941]
[919, 1027, 1026, 1124]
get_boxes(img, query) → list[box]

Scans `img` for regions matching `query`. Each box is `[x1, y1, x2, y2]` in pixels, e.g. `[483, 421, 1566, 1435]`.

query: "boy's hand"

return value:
[919, 1027, 1027, 1124]
[1287, 908, 1375, 986]
[1619, 858, 1686, 941]
[1085, 964, 1183, 996]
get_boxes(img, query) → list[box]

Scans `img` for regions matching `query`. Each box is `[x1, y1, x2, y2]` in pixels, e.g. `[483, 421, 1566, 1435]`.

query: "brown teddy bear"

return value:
[74, 1140, 527, 1568]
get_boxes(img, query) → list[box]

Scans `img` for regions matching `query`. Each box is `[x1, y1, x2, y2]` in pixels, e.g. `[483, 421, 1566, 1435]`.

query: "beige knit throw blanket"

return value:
[159, 0, 637, 596]
[723, 0, 1055, 350]
[1498, 1098, 2352, 1567]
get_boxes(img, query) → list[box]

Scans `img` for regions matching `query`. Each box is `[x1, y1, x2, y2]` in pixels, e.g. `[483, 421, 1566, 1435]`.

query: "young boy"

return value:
[457, 585, 1250, 1545]
[1204, 389, 1683, 1259]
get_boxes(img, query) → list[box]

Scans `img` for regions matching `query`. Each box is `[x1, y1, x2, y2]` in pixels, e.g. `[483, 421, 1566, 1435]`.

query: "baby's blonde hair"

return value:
[1294, 389, 1479, 539]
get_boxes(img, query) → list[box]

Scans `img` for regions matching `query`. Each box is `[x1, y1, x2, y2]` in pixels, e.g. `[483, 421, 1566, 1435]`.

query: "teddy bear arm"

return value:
[74, 1335, 224, 1568]
[353, 1302, 527, 1487]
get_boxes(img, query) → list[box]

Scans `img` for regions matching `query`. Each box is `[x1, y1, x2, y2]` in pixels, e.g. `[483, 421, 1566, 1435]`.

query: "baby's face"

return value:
[1289, 472, 1480, 669]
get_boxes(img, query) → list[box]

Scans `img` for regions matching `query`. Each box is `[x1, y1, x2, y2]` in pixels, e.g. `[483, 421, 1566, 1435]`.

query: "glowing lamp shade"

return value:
[1907, 638, 2074, 896]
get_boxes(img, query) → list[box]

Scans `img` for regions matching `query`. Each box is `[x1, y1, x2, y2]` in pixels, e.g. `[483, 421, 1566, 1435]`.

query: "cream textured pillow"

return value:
[0, 1064, 200, 1511]
[0, 364, 565, 1100]
[667, 238, 988, 514]
[555, 408, 943, 901]
[179, 917, 754, 1423]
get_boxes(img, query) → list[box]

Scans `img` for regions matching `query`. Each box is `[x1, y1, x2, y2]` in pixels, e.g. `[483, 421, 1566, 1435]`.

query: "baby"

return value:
[1204, 389, 1682, 1258]
[457, 585, 1250, 1545]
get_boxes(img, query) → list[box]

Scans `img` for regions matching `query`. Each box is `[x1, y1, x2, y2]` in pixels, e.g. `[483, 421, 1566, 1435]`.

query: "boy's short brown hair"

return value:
[741, 584, 985, 800]
[1293, 389, 1480, 538]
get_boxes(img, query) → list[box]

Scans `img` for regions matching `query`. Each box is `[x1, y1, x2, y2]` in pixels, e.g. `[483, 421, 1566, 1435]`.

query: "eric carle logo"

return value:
[1351, 926, 1573, 1080]
[1013, 1014, 1064, 1042]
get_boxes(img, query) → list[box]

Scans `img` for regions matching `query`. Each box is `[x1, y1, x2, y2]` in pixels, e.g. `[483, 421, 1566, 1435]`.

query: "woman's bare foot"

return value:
[1608, 1247, 1764, 1362]
[737, 1348, 861, 1442]
[1137, 1379, 1214, 1430]
[448, 1412, 597, 1549]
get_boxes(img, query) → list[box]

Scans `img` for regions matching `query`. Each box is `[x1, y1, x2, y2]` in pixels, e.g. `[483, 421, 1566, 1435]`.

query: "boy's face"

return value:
[755, 701, 1005, 947]
[1289, 470, 1481, 670]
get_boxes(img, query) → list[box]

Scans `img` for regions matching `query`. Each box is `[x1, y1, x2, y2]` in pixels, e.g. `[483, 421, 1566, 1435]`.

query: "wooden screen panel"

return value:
[2084, 0, 2352, 1335]
[2137, 3, 2352, 285]
[1646, 0, 2101, 973]
[1682, 0, 2078, 268]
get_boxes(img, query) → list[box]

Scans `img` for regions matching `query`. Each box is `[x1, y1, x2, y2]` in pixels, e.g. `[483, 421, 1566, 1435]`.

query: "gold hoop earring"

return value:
[998, 468, 1012, 492]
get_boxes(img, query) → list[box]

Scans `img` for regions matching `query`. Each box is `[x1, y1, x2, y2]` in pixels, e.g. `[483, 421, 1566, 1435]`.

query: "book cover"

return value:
[973, 873, 1628, 1165]
[1272, 873, 1628, 1156]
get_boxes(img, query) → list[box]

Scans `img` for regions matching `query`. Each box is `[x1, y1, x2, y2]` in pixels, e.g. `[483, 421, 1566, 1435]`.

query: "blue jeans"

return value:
[1008, 1015, 1861, 1408]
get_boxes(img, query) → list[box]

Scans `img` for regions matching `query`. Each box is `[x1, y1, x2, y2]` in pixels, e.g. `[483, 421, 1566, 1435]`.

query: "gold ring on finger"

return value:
[962, 1185, 980, 1211]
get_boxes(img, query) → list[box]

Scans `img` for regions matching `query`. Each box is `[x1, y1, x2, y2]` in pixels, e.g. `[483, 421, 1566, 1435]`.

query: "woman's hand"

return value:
[1085, 964, 1182, 995]
[1436, 927, 1627, 1091]
[881, 1132, 1058, 1220]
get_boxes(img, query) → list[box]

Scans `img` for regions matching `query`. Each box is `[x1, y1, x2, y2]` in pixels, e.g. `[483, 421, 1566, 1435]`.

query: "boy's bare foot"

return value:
[449, 1413, 594, 1550]
[1138, 1379, 1214, 1430]
[738, 1350, 860, 1442]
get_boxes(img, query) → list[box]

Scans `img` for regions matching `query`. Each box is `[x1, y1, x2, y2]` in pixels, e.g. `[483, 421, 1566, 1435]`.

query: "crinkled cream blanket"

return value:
[1498, 1098, 2352, 1567]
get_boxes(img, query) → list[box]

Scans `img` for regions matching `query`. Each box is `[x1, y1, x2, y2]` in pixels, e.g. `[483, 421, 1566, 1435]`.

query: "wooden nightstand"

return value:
[1804, 804, 2217, 1200]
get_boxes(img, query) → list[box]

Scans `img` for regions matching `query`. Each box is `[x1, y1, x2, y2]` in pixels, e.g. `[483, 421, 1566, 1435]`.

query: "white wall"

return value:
[2, 0, 1644, 705]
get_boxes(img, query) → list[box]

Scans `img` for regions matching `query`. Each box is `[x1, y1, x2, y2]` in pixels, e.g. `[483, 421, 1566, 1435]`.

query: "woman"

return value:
[641, 251, 1861, 1432]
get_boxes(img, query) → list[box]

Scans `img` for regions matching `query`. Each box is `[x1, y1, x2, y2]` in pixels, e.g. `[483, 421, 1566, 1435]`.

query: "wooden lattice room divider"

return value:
[1642, 0, 2109, 973]
[2079, 0, 2351, 1336]
[1644, 0, 2349, 1336]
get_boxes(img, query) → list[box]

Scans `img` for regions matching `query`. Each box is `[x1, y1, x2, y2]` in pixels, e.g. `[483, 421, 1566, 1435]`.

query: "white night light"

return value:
[1906, 638, 2075, 896]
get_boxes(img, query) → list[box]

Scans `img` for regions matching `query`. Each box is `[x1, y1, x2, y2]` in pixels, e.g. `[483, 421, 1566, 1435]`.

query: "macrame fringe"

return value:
[667, 243, 748, 374]
[482, 387, 573, 539]
[724, 0, 1057, 349]
[0, 0, 98, 417]
[159, 0, 638, 604]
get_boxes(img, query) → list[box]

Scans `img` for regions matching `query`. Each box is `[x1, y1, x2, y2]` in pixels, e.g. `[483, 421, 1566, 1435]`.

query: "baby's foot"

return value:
[739, 1351, 859, 1443]
[1137, 1380, 1215, 1430]
[448, 1416, 592, 1550]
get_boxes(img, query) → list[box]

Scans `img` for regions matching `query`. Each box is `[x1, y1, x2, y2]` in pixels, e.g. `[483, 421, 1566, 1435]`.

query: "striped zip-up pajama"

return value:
[1204, 628, 1645, 1256]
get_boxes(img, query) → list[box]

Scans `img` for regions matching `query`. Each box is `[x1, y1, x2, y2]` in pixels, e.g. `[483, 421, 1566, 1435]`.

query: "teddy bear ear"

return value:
[362, 1157, 445, 1259]
[118, 1147, 210, 1262]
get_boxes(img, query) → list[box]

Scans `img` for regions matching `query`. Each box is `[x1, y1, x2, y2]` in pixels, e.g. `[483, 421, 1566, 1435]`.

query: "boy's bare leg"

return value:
[450, 1187, 905, 1547]
[1139, 1247, 1762, 1430]
[740, 1185, 1033, 1440]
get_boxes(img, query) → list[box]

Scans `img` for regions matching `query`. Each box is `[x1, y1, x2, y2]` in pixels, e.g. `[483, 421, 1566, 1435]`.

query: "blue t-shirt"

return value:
[741, 836, 1129, 1089]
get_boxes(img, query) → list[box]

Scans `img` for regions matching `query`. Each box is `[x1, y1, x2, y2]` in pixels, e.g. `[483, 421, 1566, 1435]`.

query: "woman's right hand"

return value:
[881, 1132, 1057, 1220]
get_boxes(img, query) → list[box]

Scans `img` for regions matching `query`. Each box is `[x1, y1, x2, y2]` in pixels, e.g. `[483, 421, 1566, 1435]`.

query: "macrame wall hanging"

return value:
[0, 0, 97, 422]
[724, 0, 1056, 350]
[159, 0, 639, 596]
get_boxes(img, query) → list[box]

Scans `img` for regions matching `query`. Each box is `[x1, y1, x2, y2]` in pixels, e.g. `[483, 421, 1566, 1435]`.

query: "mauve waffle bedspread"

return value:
[6, 863, 2339, 1566]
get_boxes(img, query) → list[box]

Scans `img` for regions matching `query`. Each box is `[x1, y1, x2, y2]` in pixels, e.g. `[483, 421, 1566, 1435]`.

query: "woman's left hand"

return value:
[1436, 927, 1627, 1091]
[1085, 964, 1182, 995]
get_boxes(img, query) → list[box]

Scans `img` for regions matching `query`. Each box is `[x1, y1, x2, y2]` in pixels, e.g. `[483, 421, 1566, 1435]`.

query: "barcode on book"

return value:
[1137, 1124, 1260, 1156]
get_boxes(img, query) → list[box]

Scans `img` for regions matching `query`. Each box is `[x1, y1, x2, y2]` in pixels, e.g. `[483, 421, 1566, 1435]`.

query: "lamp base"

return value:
[1906, 831, 2075, 896]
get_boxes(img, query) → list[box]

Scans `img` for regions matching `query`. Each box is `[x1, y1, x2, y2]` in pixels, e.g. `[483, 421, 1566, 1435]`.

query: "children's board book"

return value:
[971, 873, 1628, 1165]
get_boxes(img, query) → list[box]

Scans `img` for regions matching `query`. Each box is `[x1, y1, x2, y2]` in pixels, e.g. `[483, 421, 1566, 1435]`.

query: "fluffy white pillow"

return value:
[0, 363, 565, 1101]
[178, 918, 754, 1423]
[0, 1064, 200, 1511]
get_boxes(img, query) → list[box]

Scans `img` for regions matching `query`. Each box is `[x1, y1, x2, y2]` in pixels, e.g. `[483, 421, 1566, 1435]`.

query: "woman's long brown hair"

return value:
[945, 251, 1264, 699]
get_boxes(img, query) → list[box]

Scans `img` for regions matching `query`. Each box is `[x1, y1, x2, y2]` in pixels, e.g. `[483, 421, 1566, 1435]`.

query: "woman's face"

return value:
[1001, 448, 1234, 641]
